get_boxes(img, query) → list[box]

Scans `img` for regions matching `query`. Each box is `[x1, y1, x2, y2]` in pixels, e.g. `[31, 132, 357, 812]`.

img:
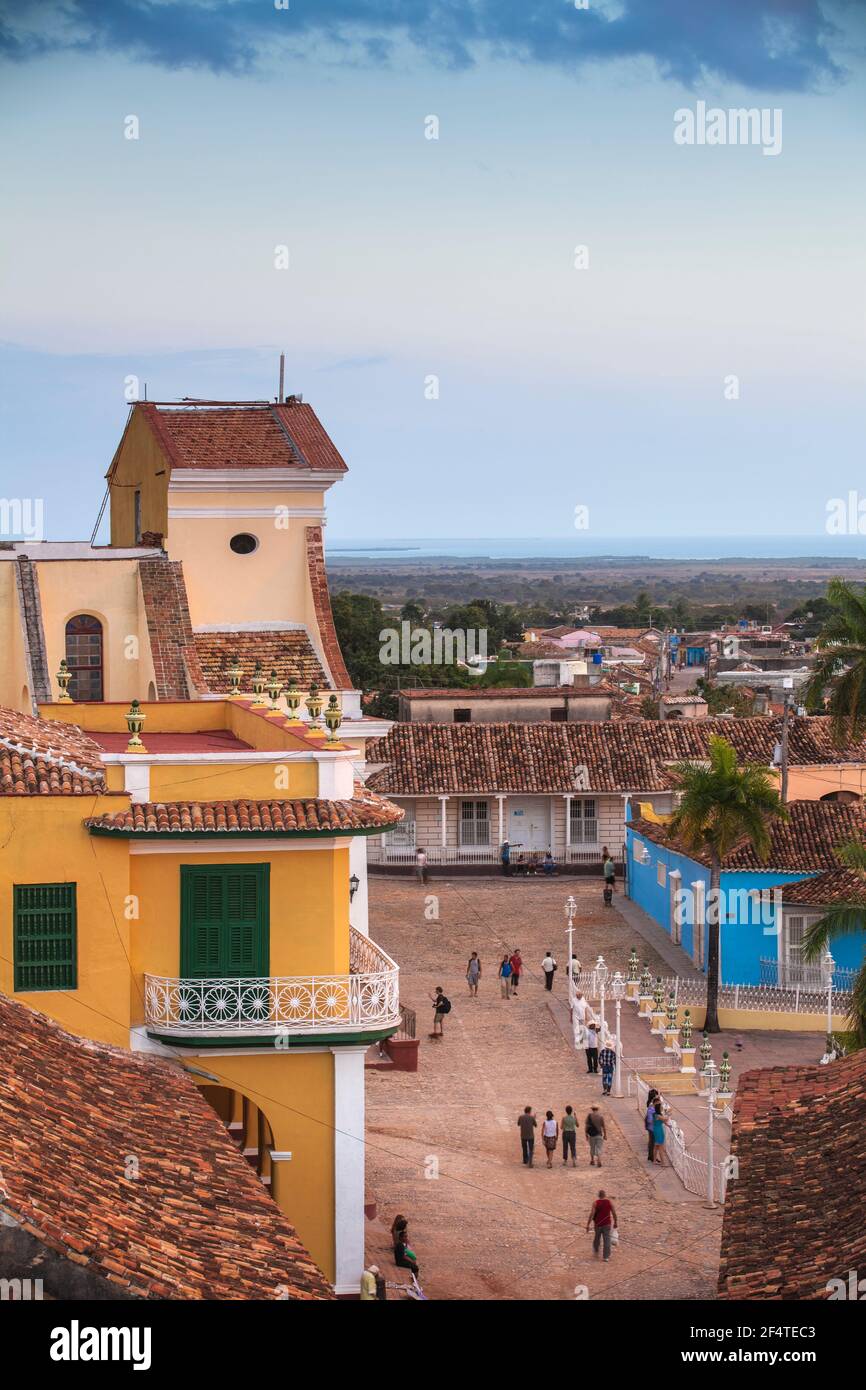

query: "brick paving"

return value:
[365, 876, 722, 1301]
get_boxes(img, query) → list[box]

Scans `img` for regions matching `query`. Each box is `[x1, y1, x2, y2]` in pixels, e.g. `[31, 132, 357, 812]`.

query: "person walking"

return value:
[509, 948, 523, 995]
[541, 1111, 559, 1169]
[415, 847, 428, 885]
[599, 1041, 617, 1096]
[429, 986, 450, 1038]
[586, 1190, 618, 1262]
[541, 951, 557, 992]
[585, 1020, 599, 1074]
[652, 1101, 669, 1166]
[585, 1105, 607, 1167]
[645, 1089, 660, 1162]
[466, 952, 481, 997]
[517, 1106, 537, 1167]
[602, 850, 616, 894]
[561, 1105, 578, 1167]
[500, 840, 511, 877]
[498, 954, 513, 999]
[360, 1264, 384, 1300]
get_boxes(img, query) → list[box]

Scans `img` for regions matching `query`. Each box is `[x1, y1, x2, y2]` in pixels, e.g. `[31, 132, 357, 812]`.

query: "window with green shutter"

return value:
[180, 865, 269, 978]
[14, 883, 77, 991]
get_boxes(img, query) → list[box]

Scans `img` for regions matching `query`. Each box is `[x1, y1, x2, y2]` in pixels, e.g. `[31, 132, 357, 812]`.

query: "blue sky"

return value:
[1, 1, 864, 543]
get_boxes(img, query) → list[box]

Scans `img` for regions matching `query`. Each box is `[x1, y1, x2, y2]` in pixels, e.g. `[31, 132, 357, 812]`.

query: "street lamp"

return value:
[349, 873, 360, 903]
[703, 1059, 720, 1208]
[822, 948, 835, 1053]
[611, 971, 626, 1098]
[564, 895, 577, 1008]
[596, 954, 609, 1040]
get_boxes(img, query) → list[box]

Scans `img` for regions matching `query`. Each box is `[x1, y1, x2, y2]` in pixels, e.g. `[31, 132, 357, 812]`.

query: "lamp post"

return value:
[596, 954, 609, 1040]
[349, 873, 360, 903]
[564, 895, 577, 1009]
[703, 1060, 720, 1208]
[822, 948, 835, 1052]
[611, 971, 626, 1098]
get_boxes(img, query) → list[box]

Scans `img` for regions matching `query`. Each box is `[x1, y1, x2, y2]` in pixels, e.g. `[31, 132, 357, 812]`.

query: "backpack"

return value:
[438, 996, 452, 1014]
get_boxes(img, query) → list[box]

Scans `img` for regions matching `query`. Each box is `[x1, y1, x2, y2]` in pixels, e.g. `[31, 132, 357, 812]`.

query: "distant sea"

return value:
[326, 536, 866, 562]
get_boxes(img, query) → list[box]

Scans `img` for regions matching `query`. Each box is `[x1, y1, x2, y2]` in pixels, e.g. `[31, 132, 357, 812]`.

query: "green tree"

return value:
[480, 660, 532, 688]
[802, 840, 866, 1047]
[669, 736, 787, 1032]
[802, 578, 866, 743]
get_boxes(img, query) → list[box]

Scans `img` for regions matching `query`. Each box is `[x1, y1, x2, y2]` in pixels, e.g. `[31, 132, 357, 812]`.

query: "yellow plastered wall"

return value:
[198, 1050, 336, 1282]
[0, 795, 132, 1047]
[165, 492, 324, 629]
[36, 559, 147, 705]
[148, 760, 318, 801]
[786, 766, 866, 801]
[674, 1004, 848, 1034]
[108, 408, 170, 546]
[0, 562, 33, 712]
[129, 843, 351, 1014]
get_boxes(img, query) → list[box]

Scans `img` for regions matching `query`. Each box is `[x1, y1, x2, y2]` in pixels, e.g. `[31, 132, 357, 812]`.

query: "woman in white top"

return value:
[541, 1111, 559, 1168]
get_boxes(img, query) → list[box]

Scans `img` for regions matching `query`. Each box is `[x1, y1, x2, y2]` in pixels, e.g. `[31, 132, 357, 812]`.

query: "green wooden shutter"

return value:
[14, 883, 77, 991]
[181, 868, 225, 978]
[224, 869, 268, 975]
[181, 865, 269, 978]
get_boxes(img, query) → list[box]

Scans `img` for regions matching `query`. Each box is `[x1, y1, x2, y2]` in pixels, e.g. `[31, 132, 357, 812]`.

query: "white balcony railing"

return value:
[144, 927, 400, 1038]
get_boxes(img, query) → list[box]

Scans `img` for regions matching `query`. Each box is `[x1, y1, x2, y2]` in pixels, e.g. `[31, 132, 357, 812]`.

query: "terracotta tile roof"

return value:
[194, 630, 328, 693]
[631, 800, 866, 873]
[718, 1051, 866, 1300]
[515, 641, 584, 660]
[366, 716, 866, 798]
[139, 558, 207, 699]
[773, 866, 866, 906]
[0, 993, 332, 1300]
[660, 694, 707, 705]
[138, 401, 348, 474]
[85, 793, 403, 836]
[305, 525, 352, 688]
[0, 706, 106, 796]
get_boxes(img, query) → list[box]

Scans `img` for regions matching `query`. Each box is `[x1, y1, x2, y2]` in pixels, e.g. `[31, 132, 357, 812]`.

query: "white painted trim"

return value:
[129, 836, 354, 855]
[269, 1151, 293, 1162]
[169, 506, 325, 520]
[331, 1047, 366, 1295]
[169, 469, 343, 491]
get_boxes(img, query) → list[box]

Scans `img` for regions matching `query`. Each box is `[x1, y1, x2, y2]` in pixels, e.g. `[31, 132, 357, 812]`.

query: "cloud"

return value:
[0, 0, 851, 91]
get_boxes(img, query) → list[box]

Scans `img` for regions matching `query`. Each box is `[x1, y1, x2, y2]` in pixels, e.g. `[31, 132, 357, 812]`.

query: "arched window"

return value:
[65, 615, 104, 701]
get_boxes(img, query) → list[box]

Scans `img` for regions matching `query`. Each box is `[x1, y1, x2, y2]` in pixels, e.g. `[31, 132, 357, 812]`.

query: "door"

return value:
[181, 865, 269, 979]
[508, 799, 551, 851]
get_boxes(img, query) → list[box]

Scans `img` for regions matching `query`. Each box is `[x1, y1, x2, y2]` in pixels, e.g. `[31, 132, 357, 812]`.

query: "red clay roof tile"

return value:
[85, 793, 403, 836]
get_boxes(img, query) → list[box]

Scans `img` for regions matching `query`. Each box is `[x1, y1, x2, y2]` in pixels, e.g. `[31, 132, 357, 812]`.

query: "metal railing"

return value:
[367, 838, 608, 868]
[759, 958, 857, 992]
[659, 974, 853, 1016]
[144, 927, 400, 1037]
[395, 1004, 416, 1040]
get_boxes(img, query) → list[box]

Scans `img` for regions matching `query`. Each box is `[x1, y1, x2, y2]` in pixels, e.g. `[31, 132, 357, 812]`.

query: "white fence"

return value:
[368, 837, 604, 868]
[628, 1070, 729, 1203]
[656, 974, 852, 1017]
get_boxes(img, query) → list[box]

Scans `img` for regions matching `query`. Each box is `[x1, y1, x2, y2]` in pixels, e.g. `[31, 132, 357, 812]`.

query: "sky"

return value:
[0, 0, 864, 544]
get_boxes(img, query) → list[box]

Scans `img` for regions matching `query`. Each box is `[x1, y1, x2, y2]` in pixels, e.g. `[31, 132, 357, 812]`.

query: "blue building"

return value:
[625, 800, 866, 988]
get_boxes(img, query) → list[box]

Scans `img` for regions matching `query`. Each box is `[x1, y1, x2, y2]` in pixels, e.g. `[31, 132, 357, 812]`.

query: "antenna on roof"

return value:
[278, 353, 285, 402]
[143, 382, 148, 401]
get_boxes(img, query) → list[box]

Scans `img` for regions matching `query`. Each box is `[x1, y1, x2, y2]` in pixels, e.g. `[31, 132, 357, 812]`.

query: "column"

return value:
[438, 795, 448, 852]
[692, 880, 706, 970]
[496, 793, 506, 846]
[564, 794, 572, 858]
[668, 869, 682, 944]
[331, 1046, 367, 1295]
[349, 834, 369, 937]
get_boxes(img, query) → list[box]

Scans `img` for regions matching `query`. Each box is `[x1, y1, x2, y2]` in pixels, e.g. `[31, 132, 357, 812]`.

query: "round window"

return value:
[229, 533, 259, 555]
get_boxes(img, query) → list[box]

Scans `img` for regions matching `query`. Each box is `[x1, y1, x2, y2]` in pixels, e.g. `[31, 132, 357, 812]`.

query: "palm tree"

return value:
[802, 578, 866, 743]
[802, 840, 866, 1047]
[669, 736, 787, 1032]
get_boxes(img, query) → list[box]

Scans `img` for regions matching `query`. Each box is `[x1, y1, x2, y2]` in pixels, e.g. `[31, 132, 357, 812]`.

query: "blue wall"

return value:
[624, 826, 866, 986]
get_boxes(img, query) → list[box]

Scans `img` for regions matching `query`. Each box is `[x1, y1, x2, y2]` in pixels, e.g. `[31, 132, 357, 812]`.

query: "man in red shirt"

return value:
[586, 1189, 618, 1261]
[509, 949, 523, 995]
